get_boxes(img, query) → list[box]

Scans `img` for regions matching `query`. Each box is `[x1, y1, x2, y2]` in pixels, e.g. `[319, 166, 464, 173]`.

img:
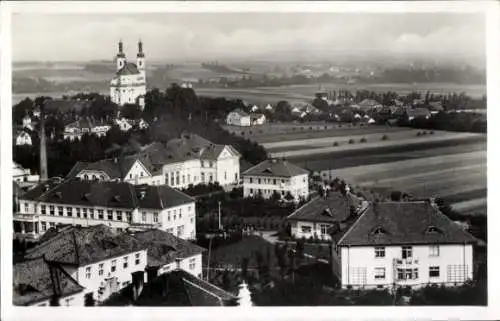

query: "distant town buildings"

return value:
[14, 178, 197, 240]
[110, 40, 147, 109]
[114, 117, 149, 132]
[63, 118, 111, 141]
[242, 159, 309, 201]
[226, 109, 267, 127]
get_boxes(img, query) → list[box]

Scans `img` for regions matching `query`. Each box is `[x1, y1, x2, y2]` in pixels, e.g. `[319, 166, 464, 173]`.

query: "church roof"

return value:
[117, 62, 141, 76]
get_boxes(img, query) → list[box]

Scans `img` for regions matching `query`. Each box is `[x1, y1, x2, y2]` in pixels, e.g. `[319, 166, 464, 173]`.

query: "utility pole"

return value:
[206, 236, 213, 282]
[218, 201, 222, 231]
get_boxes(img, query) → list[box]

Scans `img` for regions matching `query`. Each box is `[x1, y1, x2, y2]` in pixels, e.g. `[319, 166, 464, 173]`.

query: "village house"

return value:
[15, 129, 34, 146]
[287, 191, 369, 240]
[406, 107, 431, 121]
[250, 113, 266, 126]
[226, 109, 251, 126]
[13, 256, 86, 306]
[115, 117, 149, 132]
[336, 201, 477, 289]
[23, 225, 148, 303]
[14, 178, 197, 240]
[243, 159, 309, 201]
[63, 117, 111, 141]
[356, 99, 382, 112]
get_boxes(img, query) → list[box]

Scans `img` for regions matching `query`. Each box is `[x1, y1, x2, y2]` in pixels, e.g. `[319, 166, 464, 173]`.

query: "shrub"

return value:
[338, 124, 342, 128]
[416, 131, 422, 136]
[333, 141, 339, 147]
[348, 139, 355, 144]
[360, 137, 367, 143]
[381, 134, 389, 140]
[259, 130, 263, 134]
[241, 131, 245, 136]
[422, 131, 427, 135]
[309, 126, 313, 130]
[324, 125, 328, 130]
[292, 127, 296, 131]
[429, 130, 435, 135]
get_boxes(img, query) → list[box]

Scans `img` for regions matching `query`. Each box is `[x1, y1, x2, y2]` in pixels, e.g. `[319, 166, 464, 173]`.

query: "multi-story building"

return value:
[14, 178, 196, 241]
[110, 40, 146, 108]
[14, 256, 86, 306]
[115, 117, 149, 132]
[336, 201, 477, 289]
[131, 229, 205, 280]
[63, 118, 111, 141]
[23, 225, 148, 303]
[226, 109, 251, 126]
[66, 133, 241, 189]
[243, 159, 309, 201]
[287, 191, 369, 240]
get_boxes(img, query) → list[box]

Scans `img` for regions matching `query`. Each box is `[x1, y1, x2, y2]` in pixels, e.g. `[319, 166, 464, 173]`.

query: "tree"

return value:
[241, 257, 249, 279]
[120, 103, 143, 119]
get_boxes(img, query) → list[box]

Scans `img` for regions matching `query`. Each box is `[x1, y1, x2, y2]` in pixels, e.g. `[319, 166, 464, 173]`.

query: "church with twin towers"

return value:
[110, 39, 147, 109]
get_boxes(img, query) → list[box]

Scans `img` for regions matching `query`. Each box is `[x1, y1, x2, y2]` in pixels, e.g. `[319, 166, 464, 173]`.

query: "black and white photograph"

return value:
[1, 1, 499, 320]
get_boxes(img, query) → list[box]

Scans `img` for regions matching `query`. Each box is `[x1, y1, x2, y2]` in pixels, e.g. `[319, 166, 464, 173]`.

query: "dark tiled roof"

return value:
[287, 192, 367, 223]
[243, 159, 309, 177]
[134, 269, 237, 306]
[21, 179, 194, 210]
[13, 257, 84, 306]
[117, 62, 141, 76]
[338, 201, 478, 247]
[131, 229, 205, 267]
[66, 155, 155, 180]
[25, 225, 147, 266]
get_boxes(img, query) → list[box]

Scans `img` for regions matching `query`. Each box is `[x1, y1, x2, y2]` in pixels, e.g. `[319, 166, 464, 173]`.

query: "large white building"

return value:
[67, 133, 241, 189]
[63, 118, 111, 141]
[14, 178, 197, 241]
[336, 201, 477, 289]
[242, 159, 309, 201]
[110, 40, 146, 109]
[226, 109, 251, 127]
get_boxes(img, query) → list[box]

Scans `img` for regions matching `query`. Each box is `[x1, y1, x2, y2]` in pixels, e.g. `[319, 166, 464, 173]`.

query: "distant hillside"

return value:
[83, 61, 116, 74]
[201, 62, 248, 75]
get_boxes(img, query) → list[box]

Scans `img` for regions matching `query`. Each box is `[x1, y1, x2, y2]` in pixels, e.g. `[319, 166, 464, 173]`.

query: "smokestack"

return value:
[39, 100, 48, 181]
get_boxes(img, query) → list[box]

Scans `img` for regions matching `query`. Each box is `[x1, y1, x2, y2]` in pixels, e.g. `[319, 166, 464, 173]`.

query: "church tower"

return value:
[136, 39, 146, 78]
[116, 39, 126, 71]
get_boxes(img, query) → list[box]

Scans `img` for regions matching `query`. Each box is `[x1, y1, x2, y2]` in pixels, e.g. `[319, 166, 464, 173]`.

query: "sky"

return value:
[12, 12, 486, 65]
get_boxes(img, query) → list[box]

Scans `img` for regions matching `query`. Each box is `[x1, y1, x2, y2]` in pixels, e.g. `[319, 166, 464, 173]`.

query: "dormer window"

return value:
[371, 226, 386, 235]
[426, 225, 442, 234]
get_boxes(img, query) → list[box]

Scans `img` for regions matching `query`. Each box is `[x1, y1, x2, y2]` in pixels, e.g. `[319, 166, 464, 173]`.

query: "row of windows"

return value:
[166, 225, 185, 237]
[352, 266, 457, 283]
[85, 253, 142, 279]
[374, 245, 440, 258]
[300, 224, 330, 235]
[35, 204, 159, 223]
[248, 177, 288, 185]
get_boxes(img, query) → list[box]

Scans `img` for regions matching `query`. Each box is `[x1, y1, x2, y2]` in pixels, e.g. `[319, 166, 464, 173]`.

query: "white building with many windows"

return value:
[110, 40, 146, 108]
[14, 178, 197, 241]
[336, 201, 477, 289]
[23, 225, 148, 304]
[243, 159, 309, 201]
[63, 118, 111, 141]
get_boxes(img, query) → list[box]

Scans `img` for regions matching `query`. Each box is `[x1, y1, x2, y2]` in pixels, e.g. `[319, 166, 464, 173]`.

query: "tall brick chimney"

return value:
[39, 100, 48, 181]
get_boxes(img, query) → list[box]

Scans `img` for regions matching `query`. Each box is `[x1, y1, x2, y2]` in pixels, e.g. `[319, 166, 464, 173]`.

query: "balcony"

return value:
[393, 257, 420, 267]
[14, 213, 39, 221]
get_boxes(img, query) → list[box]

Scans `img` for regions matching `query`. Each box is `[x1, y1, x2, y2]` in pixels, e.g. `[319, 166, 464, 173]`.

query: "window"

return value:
[135, 253, 140, 265]
[23, 203, 29, 213]
[116, 211, 123, 221]
[429, 245, 440, 257]
[402, 246, 413, 259]
[397, 268, 419, 280]
[170, 174, 175, 186]
[177, 225, 184, 237]
[168, 211, 171, 221]
[234, 173, 238, 181]
[224, 172, 227, 180]
[57, 206, 63, 216]
[82, 208, 88, 218]
[111, 260, 117, 272]
[98, 209, 104, 220]
[142, 212, 147, 222]
[89, 208, 94, 219]
[123, 256, 128, 269]
[190, 218, 194, 224]
[176, 172, 180, 185]
[374, 268, 386, 280]
[188, 174, 191, 183]
[249, 177, 253, 183]
[320, 224, 329, 235]
[188, 206, 192, 212]
[66, 207, 73, 217]
[429, 266, 440, 278]
[41, 205, 46, 215]
[209, 161, 213, 168]
[182, 175, 186, 185]
[273, 179, 277, 185]
[126, 211, 132, 222]
[189, 258, 196, 270]
[258, 178, 261, 184]
[41, 222, 47, 232]
[209, 174, 213, 182]
[301, 226, 312, 233]
[201, 173, 205, 182]
[447, 265, 467, 283]
[349, 267, 367, 285]
[85, 266, 91, 279]
[98, 263, 104, 276]
[167, 228, 174, 234]
[153, 213, 159, 223]
[375, 247, 385, 258]
[76, 208, 81, 218]
[107, 210, 113, 220]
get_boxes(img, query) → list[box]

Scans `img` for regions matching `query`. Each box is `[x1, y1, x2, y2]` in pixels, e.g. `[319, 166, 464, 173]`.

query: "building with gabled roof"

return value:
[110, 40, 146, 108]
[250, 113, 266, 125]
[226, 108, 251, 126]
[287, 191, 369, 240]
[243, 159, 309, 201]
[15, 179, 197, 241]
[336, 201, 477, 289]
[13, 256, 85, 306]
[63, 117, 111, 141]
[23, 224, 148, 303]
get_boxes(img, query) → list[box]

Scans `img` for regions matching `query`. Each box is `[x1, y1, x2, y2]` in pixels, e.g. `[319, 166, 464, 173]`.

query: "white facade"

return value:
[290, 220, 332, 240]
[250, 114, 266, 125]
[15, 199, 196, 241]
[157, 253, 203, 279]
[243, 173, 309, 201]
[13, 162, 39, 187]
[226, 111, 251, 127]
[63, 123, 111, 141]
[16, 131, 33, 146]
[339, 244, 473, 289]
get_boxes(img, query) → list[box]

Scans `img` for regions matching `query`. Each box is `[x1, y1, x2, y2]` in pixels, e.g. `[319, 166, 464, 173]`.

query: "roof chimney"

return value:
[39, 100, 48, 181]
